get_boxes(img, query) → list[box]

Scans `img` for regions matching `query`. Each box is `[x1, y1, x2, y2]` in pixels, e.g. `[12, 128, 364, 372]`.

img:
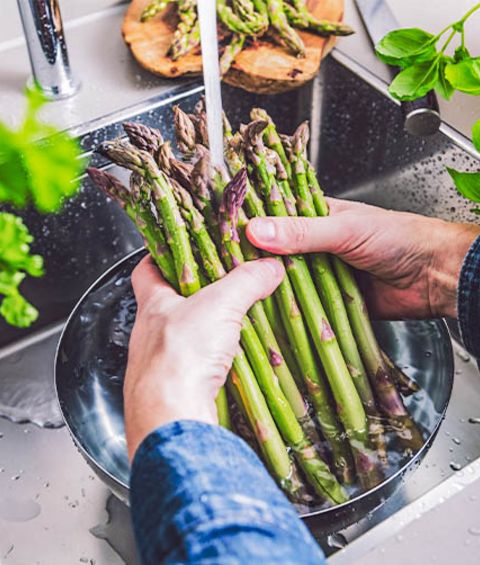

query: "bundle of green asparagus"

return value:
[139, 0, 353, 74]
[88, 103, 423, 507]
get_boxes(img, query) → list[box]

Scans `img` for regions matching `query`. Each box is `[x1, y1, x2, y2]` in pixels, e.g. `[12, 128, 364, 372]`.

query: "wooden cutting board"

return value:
[122, 0, 345, 94]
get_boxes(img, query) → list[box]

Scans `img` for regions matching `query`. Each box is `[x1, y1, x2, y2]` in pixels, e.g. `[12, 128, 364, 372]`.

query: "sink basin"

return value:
[1, 55, 479, 563]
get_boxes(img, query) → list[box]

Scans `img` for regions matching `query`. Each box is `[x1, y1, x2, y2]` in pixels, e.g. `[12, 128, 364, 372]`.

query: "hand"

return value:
[246, 199, 480, 320]
[124, 255, 285, 460]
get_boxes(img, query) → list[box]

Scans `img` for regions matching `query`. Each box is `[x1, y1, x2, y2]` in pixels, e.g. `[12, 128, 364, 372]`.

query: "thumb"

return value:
[200, 258, 285, 315]
[131, 255, 180, 310]
[247, 216, 347, 255]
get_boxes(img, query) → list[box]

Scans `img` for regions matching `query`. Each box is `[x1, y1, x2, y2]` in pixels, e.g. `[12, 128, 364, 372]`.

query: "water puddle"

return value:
[0, 497, 41, 522]
[90, 494, 139, 565]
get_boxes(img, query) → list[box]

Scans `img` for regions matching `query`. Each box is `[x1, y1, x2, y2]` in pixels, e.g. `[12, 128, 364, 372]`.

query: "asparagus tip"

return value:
[223, 168, 248, 220]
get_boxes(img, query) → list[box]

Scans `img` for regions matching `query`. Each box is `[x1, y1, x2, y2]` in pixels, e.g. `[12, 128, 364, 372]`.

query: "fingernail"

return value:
[251, 219, 276, 242]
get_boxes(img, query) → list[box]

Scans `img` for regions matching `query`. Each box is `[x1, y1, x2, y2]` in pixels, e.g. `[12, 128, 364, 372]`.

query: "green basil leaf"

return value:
[389, 58, 440, 101]
[445, 58, 480, 95]
[436, 57, 455, 100]
[375, 28, 436, 67]
[471, 208, 480, 215]
[447, 167, 480, 202]
[454, 45, 471, 62]
[472, 118, 480, 152]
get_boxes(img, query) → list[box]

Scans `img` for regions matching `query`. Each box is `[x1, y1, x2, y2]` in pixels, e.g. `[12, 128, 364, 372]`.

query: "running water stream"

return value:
[197, 0, 225, 167]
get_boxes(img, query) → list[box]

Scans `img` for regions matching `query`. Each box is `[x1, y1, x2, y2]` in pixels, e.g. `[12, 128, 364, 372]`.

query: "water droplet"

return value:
[468, 417, 480, 425]
[450, 462, 462, 471]
[468, 527, 480, 536]
[452, 437, 461, 445]
[11, 474, 20, 481]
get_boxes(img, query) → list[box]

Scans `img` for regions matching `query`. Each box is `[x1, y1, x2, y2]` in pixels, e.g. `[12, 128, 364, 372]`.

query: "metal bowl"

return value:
[55, 249, 454, 531]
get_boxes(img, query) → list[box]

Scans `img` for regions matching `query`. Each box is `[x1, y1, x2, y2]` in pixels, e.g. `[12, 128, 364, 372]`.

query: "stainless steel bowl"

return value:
[55, 249, 454, 531]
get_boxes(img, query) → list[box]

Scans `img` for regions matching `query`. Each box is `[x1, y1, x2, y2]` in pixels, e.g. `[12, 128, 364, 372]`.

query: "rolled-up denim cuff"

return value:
[458, 235, 480, 359]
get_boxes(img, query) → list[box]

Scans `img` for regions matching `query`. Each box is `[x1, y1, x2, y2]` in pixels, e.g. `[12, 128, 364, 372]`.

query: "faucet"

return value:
[16, 0, 80, 100]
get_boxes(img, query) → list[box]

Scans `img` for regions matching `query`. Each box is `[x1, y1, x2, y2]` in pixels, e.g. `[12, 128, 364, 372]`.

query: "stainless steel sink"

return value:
[1, 56, 480, 564]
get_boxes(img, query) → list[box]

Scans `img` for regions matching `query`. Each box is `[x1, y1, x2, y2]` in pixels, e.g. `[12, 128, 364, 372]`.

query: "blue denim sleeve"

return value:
[130, 420, 325, 565]
[458, 235, 480, 360]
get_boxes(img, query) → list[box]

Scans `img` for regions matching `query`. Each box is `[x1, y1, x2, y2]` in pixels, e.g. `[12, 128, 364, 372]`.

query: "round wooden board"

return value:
[122, 0, 345, 94]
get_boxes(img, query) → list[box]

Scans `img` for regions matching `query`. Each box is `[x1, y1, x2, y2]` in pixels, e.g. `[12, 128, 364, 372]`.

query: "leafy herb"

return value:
[446, 167, 480, 203]
[0, 86, 83, 327]
[375, 4, 480, 211]
[473, 118, 480, 152]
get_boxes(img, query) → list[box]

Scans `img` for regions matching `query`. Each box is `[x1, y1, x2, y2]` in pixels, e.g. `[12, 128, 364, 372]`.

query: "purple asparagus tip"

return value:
[223, 168, 248, 220]
[244, 120, 268, 146]
[292, 121, 310, 155]
[86, 167, 126, 199]
[123, 121, 163, 155]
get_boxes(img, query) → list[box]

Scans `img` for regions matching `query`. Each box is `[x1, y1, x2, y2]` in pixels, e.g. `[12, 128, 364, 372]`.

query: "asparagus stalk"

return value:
[141, 0, 173, 22]
[266, 0, 305, 56]
[86, 167, 178, 289]
[304, 158, 424, 452]
[220, 33, 246, 75]
[224, 131, 354, 483]
[217, 0, 267, 35]
[98, 140, 201, 297]
[284, 123, 387, 464]
[174, 169, 347, 503]
[244, 121, 382, 487]
[88, 166, 231, 427]
[168, 0, 199, 60]
[283, 1, 354, 37]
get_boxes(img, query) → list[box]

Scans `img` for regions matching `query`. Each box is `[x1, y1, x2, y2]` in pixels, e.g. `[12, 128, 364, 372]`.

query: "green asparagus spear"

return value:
[168, 0, 199, 60]
[86, 167, 178, 290]
[173, 168, 347, 503]
[217, 0, 267, 35]
[220, 33, 246, 75]
[98, 140, 201, 297]
[283, 122, 387, 465]
[266, 0, 305, 56]
[283, 1, 354, 37]
[304, 156, 424, 453]
[244, 121, 381, 487]
[225, 131, 354, 483]
[141, 0, 173, 22]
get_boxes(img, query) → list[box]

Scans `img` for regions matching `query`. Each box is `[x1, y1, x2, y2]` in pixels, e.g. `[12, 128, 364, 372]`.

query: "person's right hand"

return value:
[247, 199, 480, 320]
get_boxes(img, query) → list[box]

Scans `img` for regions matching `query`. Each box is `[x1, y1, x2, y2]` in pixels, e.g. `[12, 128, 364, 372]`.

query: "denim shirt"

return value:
[458, 235, 480, 360]
[131, 235, 480, 565]
[131, 420, 324, 564]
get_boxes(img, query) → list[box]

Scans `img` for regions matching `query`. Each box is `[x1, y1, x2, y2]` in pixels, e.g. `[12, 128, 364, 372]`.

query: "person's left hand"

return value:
[124, 255, 285, 460]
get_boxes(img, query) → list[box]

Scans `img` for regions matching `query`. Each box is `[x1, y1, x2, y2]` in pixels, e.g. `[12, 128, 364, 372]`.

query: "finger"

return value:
[199, 258, 285, 315]
[247, 216, 349, 255]
[325, 197, 381, 216]
[131, 255, 180, 308]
